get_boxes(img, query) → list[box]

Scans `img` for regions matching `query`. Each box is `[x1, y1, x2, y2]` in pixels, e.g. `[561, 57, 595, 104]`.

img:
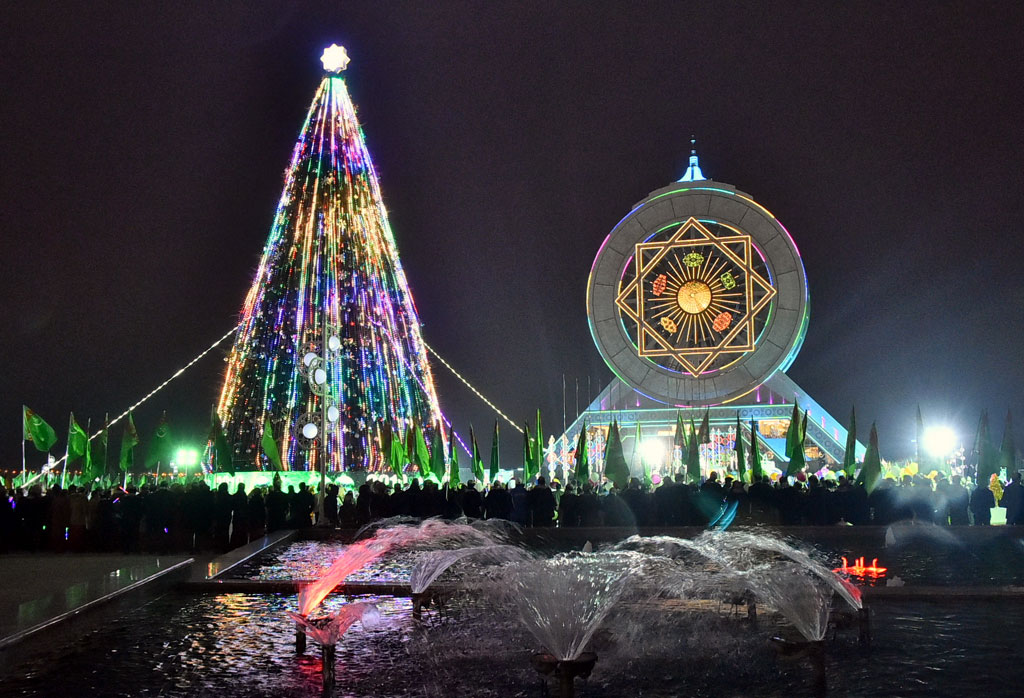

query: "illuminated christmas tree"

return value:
[217, 45, 443, 472]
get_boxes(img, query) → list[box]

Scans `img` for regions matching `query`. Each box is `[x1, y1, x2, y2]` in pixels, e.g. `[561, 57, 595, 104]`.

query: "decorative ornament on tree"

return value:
[320, 44, 351, 73]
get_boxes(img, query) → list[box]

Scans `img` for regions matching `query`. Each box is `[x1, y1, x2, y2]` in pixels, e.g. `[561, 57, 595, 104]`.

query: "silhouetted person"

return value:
[510, 481, 529, 525]
[484, 482, 512, 520]
[969, 480, 995, 525]
[248, 487, 267, 539]
[462, 482, 483, 519]
[294, 482, 315, 528]
[529, 477, 557, 527]
[214, 483, 233, 550]
[559, 484, 580, 527]
[620, 478, 647, 526]
[1002, 472, 1023, 525]
[266, 480, 288, 532]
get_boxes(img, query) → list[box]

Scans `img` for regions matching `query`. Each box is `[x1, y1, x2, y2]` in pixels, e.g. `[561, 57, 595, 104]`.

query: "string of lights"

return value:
[20, 325, 240, 488]
[422, 341, 524, 435]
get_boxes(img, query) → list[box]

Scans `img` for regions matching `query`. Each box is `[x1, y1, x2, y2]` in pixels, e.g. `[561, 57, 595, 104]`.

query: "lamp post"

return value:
[299, 321, 342, 525]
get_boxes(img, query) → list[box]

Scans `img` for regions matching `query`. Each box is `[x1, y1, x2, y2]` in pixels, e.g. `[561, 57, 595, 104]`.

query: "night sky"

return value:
[2, 2, 1022, 470]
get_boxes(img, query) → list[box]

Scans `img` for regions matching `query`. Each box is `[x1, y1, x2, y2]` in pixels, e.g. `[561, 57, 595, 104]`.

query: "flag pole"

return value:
[84, 417, 91, 487]
[102, 413, 109, 485]
[21, 409, 27, 489]
[61, 414, 70, 488]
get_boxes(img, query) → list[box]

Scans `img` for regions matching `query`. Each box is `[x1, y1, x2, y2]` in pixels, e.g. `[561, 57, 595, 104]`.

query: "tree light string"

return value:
[21, 324, 241, 488]
[421, 340, 524, 434]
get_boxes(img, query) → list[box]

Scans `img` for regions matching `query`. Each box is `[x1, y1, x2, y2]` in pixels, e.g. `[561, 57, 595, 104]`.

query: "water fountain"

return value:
[291, 519, 509, 667]
[409, 544, 529, 619]
[282, 521, 873, 697]
[501, 553, 644, 698]
[288, 602, 381, 696]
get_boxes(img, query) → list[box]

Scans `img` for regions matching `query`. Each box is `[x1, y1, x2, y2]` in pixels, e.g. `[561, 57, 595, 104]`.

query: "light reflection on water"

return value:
[235, 534, 1024, 587]
[4, 593, 1023, 697]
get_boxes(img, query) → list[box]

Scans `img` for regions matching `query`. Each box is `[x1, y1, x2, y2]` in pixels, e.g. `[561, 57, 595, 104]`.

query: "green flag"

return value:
[429, 421, 446, 480]
[534, 409, 545, 481]
[393, 421, 411, 479]
[522, 422, 535, 483]
[973, 410, 999, 482]
[786, 410, 807, 477]
[698, 408, 710, 444]
[448, 424, 461, 486]
[686, 416, 701, 483]
[749, 418, 764, 481]
[489, 421, 500, 482]
[785, 401, 801, 459]
[119, 412, 140, 472]
[86, 418, 108, 482]
[998, 410, 1017, 477]
[146, 412, 172, 467]
[842, 406, 857, 478]
[23, 406, 57, 452]
[673, 411, 686, 472]
[857, 422, 882, 494]
[637, 423, 652, 488]
[66, 413, 89, 465]
[733, 412, 746, 482]
[470, 425, 485, 482]
[573, 422, 589, 483]
[604, 420, 630, 490]
[414, 420, 431, 475]
[261, 419, 283, 471]
[401, 419, 413, 466]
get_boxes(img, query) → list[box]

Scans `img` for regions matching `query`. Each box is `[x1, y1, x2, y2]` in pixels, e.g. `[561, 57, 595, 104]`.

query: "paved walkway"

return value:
[0, 554, 191, 648]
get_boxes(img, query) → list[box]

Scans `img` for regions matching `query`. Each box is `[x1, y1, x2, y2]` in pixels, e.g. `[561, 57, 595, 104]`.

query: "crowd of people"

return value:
[1, 469, 1021, 554]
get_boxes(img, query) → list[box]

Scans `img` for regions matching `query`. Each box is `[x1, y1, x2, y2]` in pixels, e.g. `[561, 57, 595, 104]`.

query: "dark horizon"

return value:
[2, 2, 1022, 471]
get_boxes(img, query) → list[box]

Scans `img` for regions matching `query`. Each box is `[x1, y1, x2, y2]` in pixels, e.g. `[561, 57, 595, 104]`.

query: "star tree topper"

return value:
[321, 44, 350, 73]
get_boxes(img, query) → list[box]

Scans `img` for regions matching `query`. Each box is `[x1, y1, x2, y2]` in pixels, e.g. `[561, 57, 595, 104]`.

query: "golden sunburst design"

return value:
[615, 217, 776, 377]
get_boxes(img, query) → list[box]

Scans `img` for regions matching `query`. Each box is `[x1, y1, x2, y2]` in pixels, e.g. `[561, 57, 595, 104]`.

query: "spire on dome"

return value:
[679, 136, 706, 182]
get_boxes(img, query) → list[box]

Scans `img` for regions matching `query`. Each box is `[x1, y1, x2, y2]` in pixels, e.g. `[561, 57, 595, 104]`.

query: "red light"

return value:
[833, 556, 887, 579]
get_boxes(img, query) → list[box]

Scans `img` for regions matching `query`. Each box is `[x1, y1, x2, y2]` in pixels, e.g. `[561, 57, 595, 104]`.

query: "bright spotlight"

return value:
[639, 438, 667, 465]
[175, 448, 199, 467]
[922, 426, 956, 458]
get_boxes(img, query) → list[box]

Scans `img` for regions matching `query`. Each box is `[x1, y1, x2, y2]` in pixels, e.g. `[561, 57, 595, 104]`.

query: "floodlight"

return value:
[923, 426, 957, 458]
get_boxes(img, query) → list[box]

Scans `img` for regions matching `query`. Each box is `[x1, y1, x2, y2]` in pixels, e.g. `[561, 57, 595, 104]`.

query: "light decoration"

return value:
[615, 217, 777, 377]
[922, 425, 957, 458]
[712, 311, 733, 332]
[217, 49, 443, 472]
[651, 273, 668, 296]
[720, 272, 736, 290]
[320, 44, 351, 73]
[608, 187, 810, 376]
[833, 556, 887, 580]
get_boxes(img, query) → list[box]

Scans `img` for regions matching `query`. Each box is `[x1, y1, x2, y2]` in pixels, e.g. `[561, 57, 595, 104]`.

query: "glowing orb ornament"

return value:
[320, 44, 351, 73]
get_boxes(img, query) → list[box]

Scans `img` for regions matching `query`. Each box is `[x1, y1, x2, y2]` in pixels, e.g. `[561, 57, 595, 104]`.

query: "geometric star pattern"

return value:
[615, 217, 776, 377]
